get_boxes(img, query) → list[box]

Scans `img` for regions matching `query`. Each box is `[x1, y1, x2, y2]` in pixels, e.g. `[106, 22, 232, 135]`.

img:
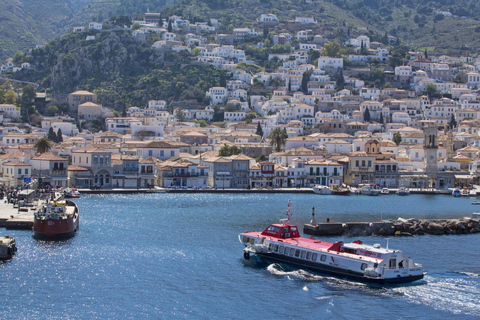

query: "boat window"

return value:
[389, 259, 396, 269]
[279, 246, 284, 254]
[295, 249, 300, 257]
[289, 248, 295, 256]
[320, 254, 326, 262]
[306, 252, 311, 260]
[290, 227, 297, 233]
[301, 251, 306, 259]
[312, 253, 318, 261]
[267, 226, 281, 233]
[274, 244, 279, 252]
[243, 236, 248, 243]
[344, 248, 356, 254]
[268, 244, 272, 251]
[361, 263, 368, 271]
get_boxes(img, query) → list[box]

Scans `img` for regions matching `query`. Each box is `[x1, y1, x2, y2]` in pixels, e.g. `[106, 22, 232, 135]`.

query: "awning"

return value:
[454, 174, 473, 179]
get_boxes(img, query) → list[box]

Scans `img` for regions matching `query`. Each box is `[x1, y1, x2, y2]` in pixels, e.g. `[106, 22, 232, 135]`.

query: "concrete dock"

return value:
[0, 200, 35, 230]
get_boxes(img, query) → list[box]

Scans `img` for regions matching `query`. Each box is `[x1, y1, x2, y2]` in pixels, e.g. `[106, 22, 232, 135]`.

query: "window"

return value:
[355, 160, 359, 167]
[368, 161, 371, 167]
[289, 248, 295, 256]
[171, 151, 175, 157]
[312, 253, 318, 261]
[301, 251, 306, 259]
[25, 169, 28, 175]
[362, 160, 365, 167]
[295, 249, 300, 257]
[18, 169, 21, 174]
[361, 263, 367, 271]
[279, 246, 284, 254]
[160, 150, 164, 157]
[274, 244, 279, 252]
[306, 252, 311, 260]
[320, 254, 327, 262]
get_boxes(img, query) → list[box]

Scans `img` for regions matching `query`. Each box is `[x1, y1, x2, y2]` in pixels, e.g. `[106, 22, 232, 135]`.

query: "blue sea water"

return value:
[1, 193, 480, 319]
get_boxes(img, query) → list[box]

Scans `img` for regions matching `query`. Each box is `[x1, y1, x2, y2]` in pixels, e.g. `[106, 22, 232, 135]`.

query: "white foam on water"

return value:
[391, 274, 480, 316]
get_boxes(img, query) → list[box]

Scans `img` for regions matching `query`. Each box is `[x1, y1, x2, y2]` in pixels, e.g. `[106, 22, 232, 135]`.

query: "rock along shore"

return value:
[304, 217, 480, 237]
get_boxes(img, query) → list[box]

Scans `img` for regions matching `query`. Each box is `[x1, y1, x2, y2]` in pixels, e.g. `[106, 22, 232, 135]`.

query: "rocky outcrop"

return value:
[304, 218, 480, 237]
[390, 218, 480, 236]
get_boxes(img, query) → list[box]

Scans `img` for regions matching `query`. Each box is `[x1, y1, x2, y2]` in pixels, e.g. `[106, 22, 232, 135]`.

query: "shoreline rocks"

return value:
[304, 218, 480, 237]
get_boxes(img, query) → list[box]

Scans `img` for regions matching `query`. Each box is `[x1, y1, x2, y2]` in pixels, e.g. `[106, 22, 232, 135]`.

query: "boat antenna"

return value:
[285, 200, 292, 224]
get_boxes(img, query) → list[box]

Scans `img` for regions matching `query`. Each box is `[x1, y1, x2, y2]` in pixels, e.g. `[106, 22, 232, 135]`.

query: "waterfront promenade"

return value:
[78, 186, 456, 195]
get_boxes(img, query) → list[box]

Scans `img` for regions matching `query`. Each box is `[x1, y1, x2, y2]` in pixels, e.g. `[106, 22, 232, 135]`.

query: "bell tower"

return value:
[424, 122, 438, 187]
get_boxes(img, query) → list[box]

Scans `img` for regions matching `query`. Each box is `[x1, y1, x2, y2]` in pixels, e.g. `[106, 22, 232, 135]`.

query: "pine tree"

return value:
[57, 128, 63, 143]
[48, 127, 57, 142]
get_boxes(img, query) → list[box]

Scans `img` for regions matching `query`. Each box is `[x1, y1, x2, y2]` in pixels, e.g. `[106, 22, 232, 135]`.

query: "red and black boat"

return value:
[33, 199, 79, 239]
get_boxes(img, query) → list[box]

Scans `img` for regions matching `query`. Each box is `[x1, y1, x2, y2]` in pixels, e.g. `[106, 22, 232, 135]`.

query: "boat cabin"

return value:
[261, 223, 300, 239]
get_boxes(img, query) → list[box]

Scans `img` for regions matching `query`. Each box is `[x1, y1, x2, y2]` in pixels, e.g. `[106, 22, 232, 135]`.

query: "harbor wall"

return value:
[304, 218, 480, 237]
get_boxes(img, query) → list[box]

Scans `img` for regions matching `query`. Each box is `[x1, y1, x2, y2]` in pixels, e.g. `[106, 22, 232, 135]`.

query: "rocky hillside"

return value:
[14, 27, 225, 110]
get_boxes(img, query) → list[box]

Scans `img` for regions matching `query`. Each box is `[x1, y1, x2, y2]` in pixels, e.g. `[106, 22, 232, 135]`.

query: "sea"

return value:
[1, 193, 479, 319]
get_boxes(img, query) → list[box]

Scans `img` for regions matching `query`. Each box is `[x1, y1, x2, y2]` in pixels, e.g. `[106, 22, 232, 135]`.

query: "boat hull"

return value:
[331, 190, 350, 196]
[33, 200, 79, 240]
[254, 252, 424, 284]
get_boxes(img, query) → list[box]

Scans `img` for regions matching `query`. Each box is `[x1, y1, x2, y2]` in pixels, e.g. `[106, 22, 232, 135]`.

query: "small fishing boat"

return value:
[63, 188, 80, 198]
[313, 185, 331, 195]
[329, 184, 350, 196]
[0, 235, 17, 261]
[452, 188, 461, 197]
[359, 184, 381, 196]
[397, 187, 410, 196]
[381, 188, 389, 195]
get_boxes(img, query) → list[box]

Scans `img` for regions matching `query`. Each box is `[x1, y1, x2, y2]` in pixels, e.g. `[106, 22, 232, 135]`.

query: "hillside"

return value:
[13, 28, 226, 111]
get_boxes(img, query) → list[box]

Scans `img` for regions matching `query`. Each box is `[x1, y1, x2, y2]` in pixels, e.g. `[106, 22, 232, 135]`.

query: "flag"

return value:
[23, 177, 32, 183]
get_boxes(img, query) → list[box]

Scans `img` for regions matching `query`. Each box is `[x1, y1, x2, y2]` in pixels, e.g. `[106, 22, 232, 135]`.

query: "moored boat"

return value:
[313, 185, 331, 195]
[33, 199, 79, 239]
[239, 203, 424, 284]
[0, 235, 17, 261]
[329, 184, 350, 196]
[452, 188, 461, 197]
[396, 187, 410, 196]
[64, 188, 80, 198]
[359, 184, 381, 196]
[381, 188, 390, 195]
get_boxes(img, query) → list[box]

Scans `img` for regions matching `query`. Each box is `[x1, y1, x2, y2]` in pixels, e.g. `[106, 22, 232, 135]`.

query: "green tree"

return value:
[4, 90, 17, 105]
[363, 108, 371, 122]
[322, 41, 343, 58]
[218, 144, 242, 156]
[268, 127, 288, 152]
[48, 127, 57, 142]
[34, 137, 52, 154]
[336, 69, 345, 90]
[219, 72, 227, 87]
[301, 70, 312, 94]
[167, 20, 173, 32]
[449, 114, 457, 129]
[12, 51, 24, 64]
[425, 83, 440, 99]
[256, 154, 267, 162]
[256, 122, 264, 137]
[132, 22, 142, 30]
[19, 84, 36, 122]
[57, 128, 63, 143]
[379, 113, 384, 124]
[45, 105, 58, 116]
[393, 132, 402, 146]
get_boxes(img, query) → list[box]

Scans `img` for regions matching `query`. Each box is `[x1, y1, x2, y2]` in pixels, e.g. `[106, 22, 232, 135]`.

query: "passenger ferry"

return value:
[239, 202, 424, 284]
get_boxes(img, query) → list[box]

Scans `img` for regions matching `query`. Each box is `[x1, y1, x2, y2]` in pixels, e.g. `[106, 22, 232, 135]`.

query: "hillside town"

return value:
[2, 12, 480, 191]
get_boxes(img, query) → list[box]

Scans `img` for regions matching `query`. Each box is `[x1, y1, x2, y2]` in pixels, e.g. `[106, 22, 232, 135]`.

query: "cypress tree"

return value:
[48, 127, 57, 142]
[57, 128, 63, 143]
[256, 123, 264, 137]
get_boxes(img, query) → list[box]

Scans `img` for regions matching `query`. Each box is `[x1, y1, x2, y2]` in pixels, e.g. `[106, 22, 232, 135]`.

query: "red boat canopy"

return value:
[261, 224, 300, 239]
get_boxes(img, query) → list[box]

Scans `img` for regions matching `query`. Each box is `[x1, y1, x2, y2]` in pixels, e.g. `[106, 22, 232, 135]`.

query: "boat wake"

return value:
[391, 273, 480, 316]
[265, 263, 373, 290]
[266, 263, 325, 282]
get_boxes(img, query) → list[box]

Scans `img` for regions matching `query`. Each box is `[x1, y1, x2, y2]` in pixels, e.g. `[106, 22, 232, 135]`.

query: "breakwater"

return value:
[304, 217, 480, 237]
